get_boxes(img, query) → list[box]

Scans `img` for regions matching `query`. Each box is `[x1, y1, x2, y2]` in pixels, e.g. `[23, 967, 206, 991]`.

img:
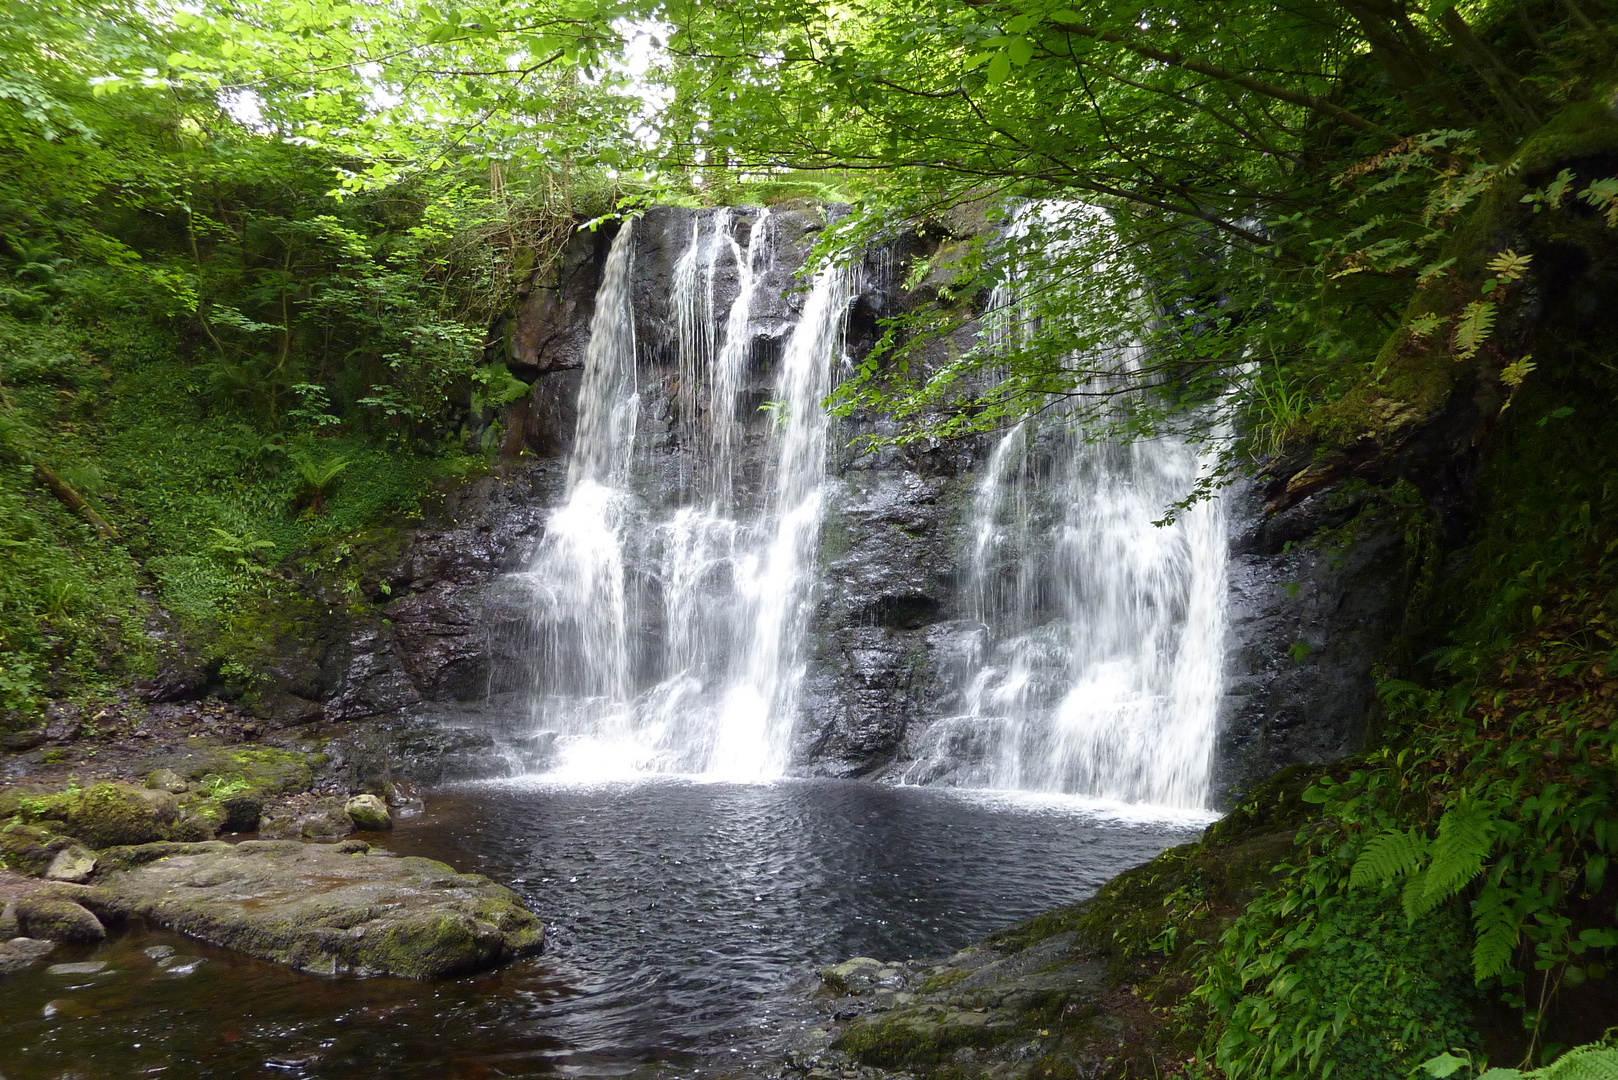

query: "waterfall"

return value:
[506, 204, 1224, 806]
[514, 210, 850, 781]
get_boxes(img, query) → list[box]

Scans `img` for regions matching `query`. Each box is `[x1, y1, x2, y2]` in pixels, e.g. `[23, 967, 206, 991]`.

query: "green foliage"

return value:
[1200, 884, 1477, 1080]
[0, 312, 479, 720]
[1422, 1040, 1618, 1079]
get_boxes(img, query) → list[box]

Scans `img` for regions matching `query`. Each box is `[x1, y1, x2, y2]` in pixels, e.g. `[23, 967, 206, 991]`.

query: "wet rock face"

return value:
[1214, 481, 1411, 802]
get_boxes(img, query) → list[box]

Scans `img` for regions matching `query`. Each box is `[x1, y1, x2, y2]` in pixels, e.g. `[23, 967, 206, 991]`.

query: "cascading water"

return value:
[902, 210, 1227, 810]
[909, 421, 1226, 808]
[515, 210, 851, 781]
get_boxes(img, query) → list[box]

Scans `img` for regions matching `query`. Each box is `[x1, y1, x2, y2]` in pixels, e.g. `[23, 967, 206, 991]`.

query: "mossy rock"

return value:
[13, 897, 105, 943]
[80, 840, 544, 978]
[152, 744, 317, 834]
[835, 1006, 1016, 1069]
[0, 822, 72, 876]
[3, 782, 214, 849]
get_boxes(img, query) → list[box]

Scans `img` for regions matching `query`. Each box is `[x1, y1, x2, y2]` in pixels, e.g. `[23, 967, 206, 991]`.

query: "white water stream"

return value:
[517, 212, 850, 780]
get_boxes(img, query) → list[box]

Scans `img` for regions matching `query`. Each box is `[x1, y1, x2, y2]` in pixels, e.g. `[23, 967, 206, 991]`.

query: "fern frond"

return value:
[1531, 1042, 1618, 1079]
[1485, 249, 1532, 281]
[1471, 882, 1521, 982]
[1402, 866, 1431, 923]
[1580, 178, 1618, 229]
[1415, 797, 1497, 919]
[1350, 829, 1428, 889]
[1452, 301, 1497, 361]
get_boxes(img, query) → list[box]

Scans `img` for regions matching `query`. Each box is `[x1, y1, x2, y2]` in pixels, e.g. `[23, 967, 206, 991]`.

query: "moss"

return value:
[6, 781, 215, 849]
[917, 966, 972, 993]
[372, 911, 490, 979]
[835, 1009, 1013, 1069]
[0, 821, 71, 875]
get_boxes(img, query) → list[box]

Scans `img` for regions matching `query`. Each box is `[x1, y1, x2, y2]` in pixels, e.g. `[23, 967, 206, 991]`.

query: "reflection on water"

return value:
[0, 778, 1200, 1079]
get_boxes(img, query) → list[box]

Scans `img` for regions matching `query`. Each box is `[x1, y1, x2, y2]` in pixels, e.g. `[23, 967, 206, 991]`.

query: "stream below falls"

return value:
[0, 778, 1203, 1079]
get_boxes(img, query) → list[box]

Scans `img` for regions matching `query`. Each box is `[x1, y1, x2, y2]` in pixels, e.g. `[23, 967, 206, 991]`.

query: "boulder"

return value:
[344, 794, 392, 831]
[77, 839, 543, 978]
[146, 768, 189, 794]
[0, 937, 55, 976]
[215, 793, 264, 833]
[258, 798, 354, 840]
[1, 782, 214, 849]
[1, 823, 72, 877]
[44, 843, 97, 883]
[12, 897, 104, 943]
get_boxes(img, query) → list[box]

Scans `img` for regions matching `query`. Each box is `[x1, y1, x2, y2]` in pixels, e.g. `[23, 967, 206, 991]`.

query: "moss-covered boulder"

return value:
[259, 797, 356, 840]
[343, 794, 391, 831]
[0, 783, 215, 849]
[77, 839, 544, 978]
[11, 897, 105, 943]
[0, 822, 95, 878]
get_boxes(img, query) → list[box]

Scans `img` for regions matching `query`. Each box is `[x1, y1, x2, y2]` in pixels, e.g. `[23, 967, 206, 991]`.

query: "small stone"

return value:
[46, 961, 108, 976]
[146, 768, 189, 794]
[0, 937, 55, 976]
[160, 956, 205, 975]
[344, 794, 392, 832]
[44, 844, 98, 883]
[144, 945, 175, 960]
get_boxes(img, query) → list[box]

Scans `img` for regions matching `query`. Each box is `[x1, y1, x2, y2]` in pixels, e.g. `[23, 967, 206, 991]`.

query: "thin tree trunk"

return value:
[34, 464, 117, 540]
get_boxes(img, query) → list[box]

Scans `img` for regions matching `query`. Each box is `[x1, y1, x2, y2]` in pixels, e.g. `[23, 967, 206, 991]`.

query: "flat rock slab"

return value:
[77, 839, 543, 978]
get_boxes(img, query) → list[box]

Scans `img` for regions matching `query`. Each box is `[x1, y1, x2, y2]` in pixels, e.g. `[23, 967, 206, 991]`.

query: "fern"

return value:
[1415, 797, 1497, 918]
[1403, 867, 1433, 923]
[1579, 178, 1618, 228]
[1471, 881, 1522, 981]
[1350, 828, 1429, 888]
[1485, 249, 1532, 282]
[1452, 301, 1497, 361]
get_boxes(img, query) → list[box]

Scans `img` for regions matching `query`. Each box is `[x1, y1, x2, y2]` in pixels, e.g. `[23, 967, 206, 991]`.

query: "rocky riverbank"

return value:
[0, 730, 544, 982]
[781, 770, 1319, 1080]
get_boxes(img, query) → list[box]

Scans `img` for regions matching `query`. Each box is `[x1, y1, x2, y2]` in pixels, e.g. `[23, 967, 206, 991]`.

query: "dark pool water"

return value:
[0, 778, 1205, 1079]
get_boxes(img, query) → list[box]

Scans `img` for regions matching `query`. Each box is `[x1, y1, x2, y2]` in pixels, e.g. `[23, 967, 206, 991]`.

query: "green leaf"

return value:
[1472, 882, 1522, 980]
[1423, 1053, 1470, 1078]
[1452, 300, 1497, 361]
[986, 51, 1012, 85]
[1007, 37, 1034, 67]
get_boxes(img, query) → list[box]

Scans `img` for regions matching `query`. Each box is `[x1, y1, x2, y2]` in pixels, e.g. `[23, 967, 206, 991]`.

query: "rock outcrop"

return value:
[75, 839, 543, 978]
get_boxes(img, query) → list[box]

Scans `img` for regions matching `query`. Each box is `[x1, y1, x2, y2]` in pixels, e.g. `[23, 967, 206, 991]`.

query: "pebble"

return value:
[46, 961, 108, 976]
[144, 945, 175, 960]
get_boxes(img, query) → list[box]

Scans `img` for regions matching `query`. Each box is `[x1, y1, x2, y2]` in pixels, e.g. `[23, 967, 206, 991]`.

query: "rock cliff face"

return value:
[190, 206, 1408, 807]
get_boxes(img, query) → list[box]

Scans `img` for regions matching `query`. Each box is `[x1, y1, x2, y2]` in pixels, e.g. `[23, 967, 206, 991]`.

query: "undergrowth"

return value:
[0, 313, 484, 724]
[1154, 373, 1618, 1078]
